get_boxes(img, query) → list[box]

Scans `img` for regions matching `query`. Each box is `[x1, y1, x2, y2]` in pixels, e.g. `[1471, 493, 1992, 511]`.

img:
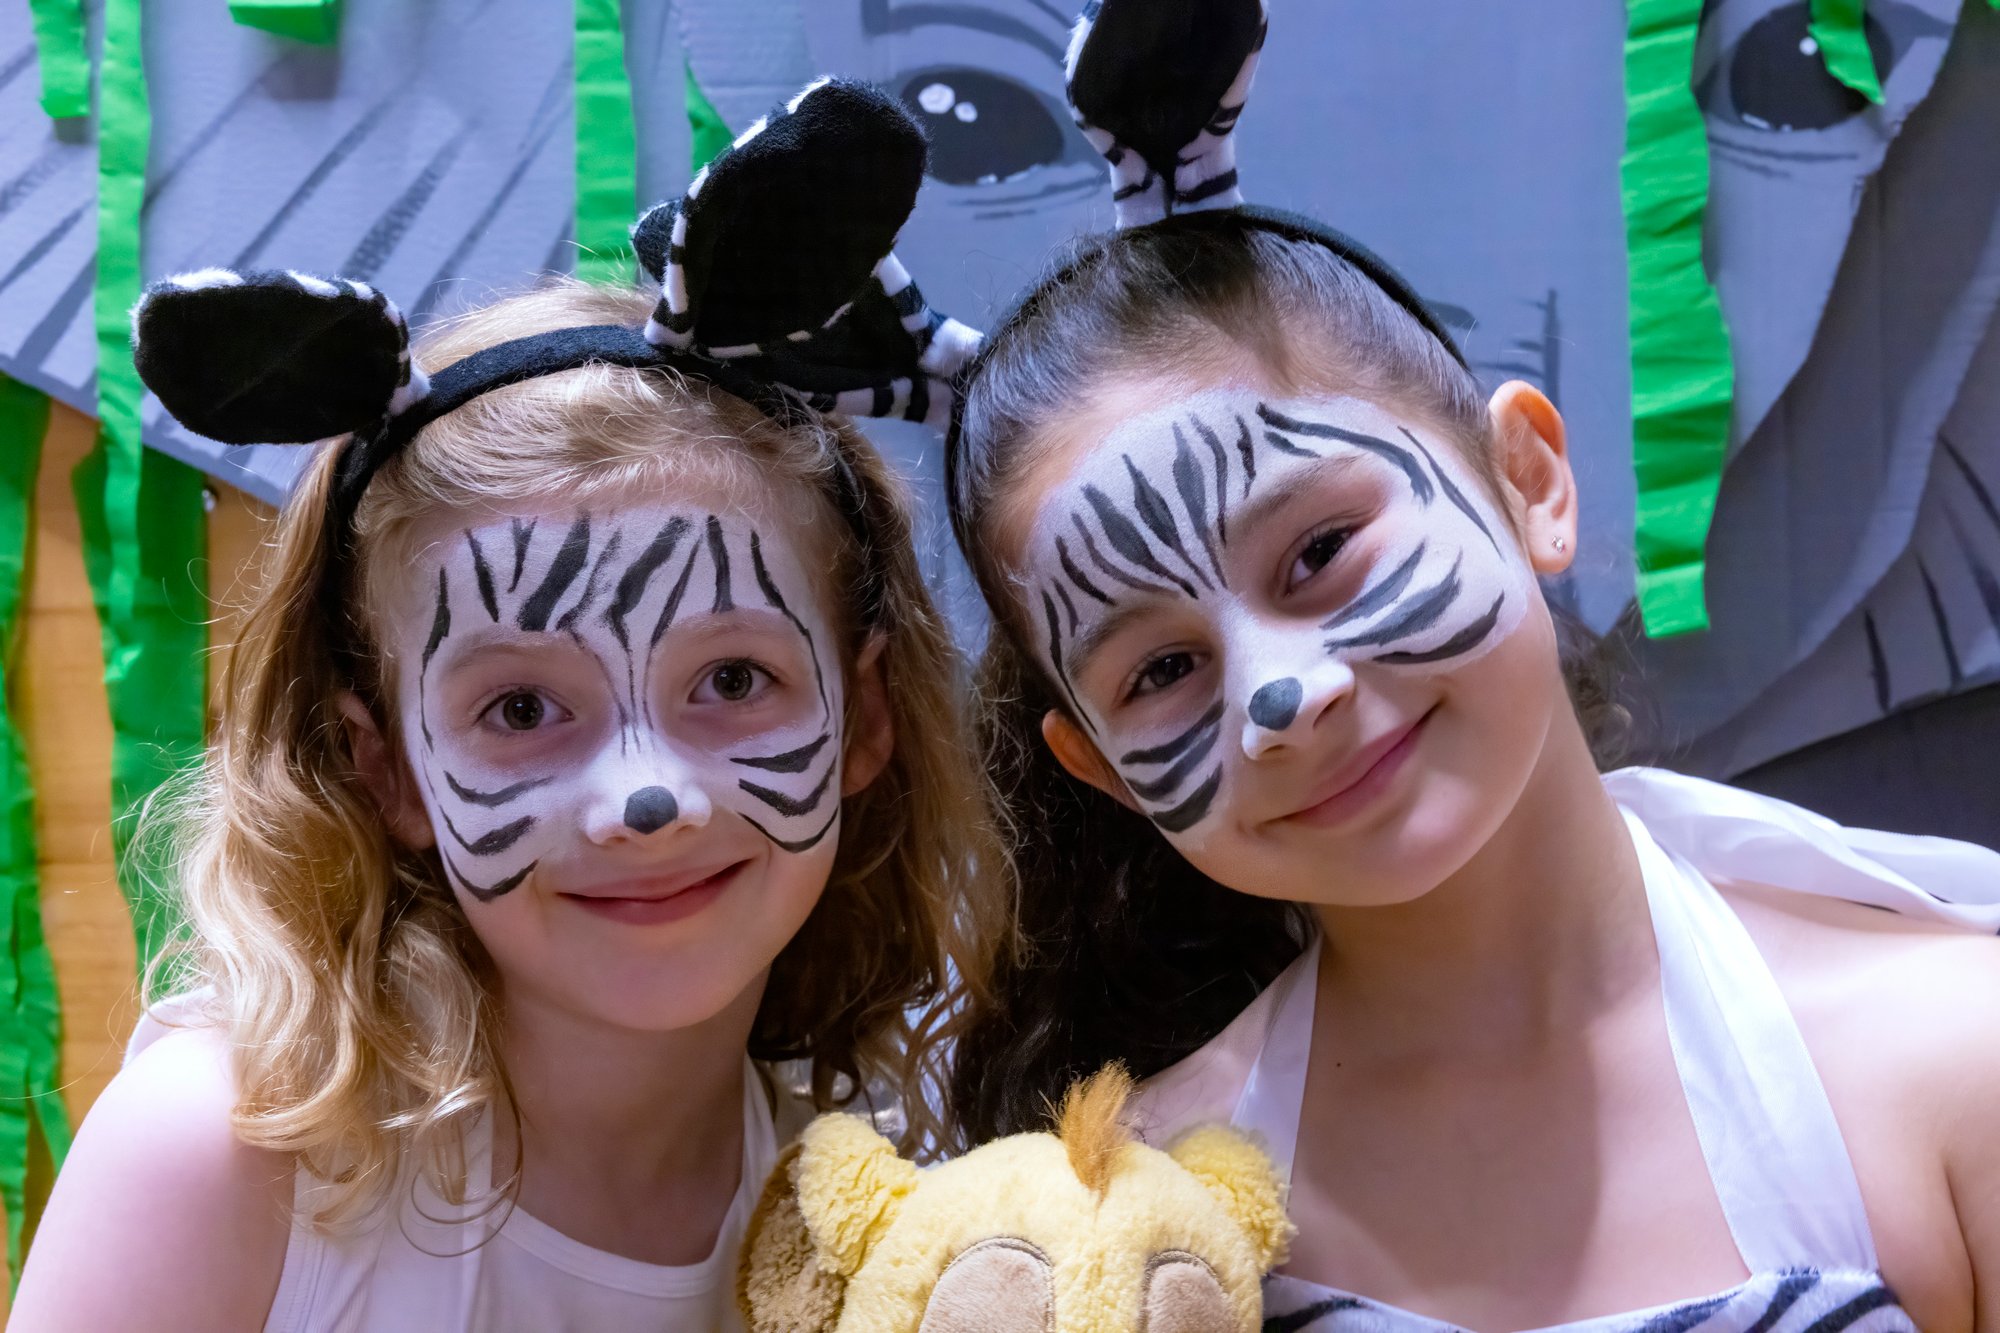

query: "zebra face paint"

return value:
[390, 500, 846, 910]
[1023, 388, 1532, 851]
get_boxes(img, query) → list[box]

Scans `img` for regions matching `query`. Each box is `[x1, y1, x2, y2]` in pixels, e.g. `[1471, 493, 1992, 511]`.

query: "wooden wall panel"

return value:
[1, 402, 275, 1309]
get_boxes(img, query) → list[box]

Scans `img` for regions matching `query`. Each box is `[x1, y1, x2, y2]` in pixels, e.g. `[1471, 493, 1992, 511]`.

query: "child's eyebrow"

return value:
[1065, 599, 1158, 683]
[1229, 451, 1374, 537]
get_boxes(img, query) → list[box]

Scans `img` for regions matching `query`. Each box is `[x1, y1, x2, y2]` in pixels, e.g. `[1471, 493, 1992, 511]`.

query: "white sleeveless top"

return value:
[1131, 767, 2000, 1332]
[125, 1014, 790, 1332]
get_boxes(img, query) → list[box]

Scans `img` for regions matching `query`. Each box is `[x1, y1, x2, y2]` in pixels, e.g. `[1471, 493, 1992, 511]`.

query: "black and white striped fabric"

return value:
[1261, 1268, 1911, 1333]
[1064, 0, 1268, 228]
[634, 76, 982, 429]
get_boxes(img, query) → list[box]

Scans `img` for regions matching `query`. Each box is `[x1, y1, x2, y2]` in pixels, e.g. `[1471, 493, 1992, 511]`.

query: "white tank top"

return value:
[1131, 767, 2000, 1332]
[125, 1015, 791, 1332]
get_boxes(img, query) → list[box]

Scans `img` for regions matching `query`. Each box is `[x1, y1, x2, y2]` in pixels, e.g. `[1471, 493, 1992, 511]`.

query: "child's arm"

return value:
[9, 1029, 292, 1332]
[1947, 971, 2000, 1333]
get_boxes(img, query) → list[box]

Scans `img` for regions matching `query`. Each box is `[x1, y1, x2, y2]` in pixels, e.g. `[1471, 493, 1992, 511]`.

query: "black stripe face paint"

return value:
[398, 504, 848, 907]
[1022, 389, 1530, 848]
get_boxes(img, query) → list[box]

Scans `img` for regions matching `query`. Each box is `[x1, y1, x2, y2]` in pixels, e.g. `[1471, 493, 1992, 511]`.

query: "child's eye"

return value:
[1287, 525, 1353, 590]
[482, 690, 568, 733]
[695, 660, 773, 704]
[1127, 651, 1200, 701]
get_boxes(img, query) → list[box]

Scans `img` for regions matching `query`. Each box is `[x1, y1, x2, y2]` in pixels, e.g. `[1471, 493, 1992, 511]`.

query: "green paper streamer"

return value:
[228, 0, 344, 44]
[685, 59, 734, 174]
[0, 376, 72, 1292]
[27, 0, 90, 119]
[69, 445, 208, 970]
[94, 0, 148, 644]
[1809, 0, 1884, 103]
[575, 0, 639, 284]
[89, 0, 208, 965]
[1621, 0, 1735, 638]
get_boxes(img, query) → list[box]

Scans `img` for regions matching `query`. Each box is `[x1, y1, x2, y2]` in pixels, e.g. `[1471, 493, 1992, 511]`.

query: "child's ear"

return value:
[336, 692, 435, 850]
[1487, 380, 1578, 576]
[840, 633, 894, 798]
[1041, 711, 1140, 813]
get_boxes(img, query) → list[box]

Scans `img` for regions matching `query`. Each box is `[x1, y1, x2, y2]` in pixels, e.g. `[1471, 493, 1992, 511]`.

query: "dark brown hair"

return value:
[942, 213, 1632, 1142]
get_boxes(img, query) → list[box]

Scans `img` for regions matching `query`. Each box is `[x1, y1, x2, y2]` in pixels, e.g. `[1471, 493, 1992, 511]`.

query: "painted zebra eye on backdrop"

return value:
[899, 68, 1070, 185]
[1695, 0, 1952, 137]
[805, 1, 1104, 222]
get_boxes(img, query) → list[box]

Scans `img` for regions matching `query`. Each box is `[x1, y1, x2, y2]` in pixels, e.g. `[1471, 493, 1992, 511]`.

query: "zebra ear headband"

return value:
[1049, 0, 1464, 364]
[130, 77, 983, 533]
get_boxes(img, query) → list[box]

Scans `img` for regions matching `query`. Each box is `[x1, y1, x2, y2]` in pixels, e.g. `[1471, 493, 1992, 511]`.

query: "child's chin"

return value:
[570, 971, 763, 1036]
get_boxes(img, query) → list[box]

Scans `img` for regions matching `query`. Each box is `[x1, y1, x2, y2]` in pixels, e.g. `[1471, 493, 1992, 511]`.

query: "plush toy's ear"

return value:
[645, 77, 926, 352]
[737, 1141, 848, 1333]
[1065, 0, 1268, 227]
[131, 268, 425, 444]
[792, 1112, 919, 1280]
[1165, 1125, 1293, 1274]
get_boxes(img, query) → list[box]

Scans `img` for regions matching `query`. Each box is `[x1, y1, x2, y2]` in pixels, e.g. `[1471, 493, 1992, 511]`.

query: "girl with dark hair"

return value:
[942, 2, 2000, 1327]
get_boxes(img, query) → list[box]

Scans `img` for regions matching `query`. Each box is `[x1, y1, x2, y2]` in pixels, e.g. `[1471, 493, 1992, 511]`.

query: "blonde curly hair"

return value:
[152, 280, 1012, 1225]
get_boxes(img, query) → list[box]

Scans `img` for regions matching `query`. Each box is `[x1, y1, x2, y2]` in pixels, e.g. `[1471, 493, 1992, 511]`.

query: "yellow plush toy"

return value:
[736, 1068, 1291, 1332]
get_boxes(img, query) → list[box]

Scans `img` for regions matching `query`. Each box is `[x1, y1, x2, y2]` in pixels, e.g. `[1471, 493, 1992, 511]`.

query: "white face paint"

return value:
[1024, 387, 1531, 853]
[395, 501, 845, 907]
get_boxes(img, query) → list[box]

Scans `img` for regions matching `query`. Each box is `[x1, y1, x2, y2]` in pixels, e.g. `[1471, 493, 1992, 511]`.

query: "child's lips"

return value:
[558, 861, 747, 925]
[1278, 707, 1434, 829]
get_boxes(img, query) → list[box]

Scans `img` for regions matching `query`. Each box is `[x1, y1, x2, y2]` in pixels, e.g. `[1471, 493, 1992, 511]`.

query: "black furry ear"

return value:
[647, 77, 927, 352]
[631, 200, 677, 288]
[131, 269, 425, 445]
[639, 76, 983, 429]
[1065, 0, 1267, 227]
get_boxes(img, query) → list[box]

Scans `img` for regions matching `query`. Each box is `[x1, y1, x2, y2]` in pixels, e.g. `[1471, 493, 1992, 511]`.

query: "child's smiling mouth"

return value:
[558, 861, 750, 926]
[1277, 705, 1436, 831]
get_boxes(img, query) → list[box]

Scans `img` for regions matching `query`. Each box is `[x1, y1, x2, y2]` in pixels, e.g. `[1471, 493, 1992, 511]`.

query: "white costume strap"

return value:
[1229, 935, 1319, 1190]
[1623, 806, 1878, 1272]
[1603, 766, 2000, 931]
[1129, 937, 1319, 1192]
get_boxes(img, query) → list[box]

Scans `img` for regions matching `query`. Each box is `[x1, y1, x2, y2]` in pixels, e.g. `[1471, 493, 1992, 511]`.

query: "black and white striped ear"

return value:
[131, 269, 427, 445]
[635, 76, 982, 430]
[785, 252, 984, 429]
[1065, 0, 1268, 228]
[640, 77, 927, 354]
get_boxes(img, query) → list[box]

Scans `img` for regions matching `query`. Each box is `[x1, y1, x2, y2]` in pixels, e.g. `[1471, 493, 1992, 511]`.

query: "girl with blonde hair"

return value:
[14, 79, 1003, 1332]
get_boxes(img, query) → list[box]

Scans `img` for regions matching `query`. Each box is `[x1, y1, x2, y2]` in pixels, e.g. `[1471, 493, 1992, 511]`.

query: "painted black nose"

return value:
[1247, 677, 1303, 731]
[623, 786, 679, 834]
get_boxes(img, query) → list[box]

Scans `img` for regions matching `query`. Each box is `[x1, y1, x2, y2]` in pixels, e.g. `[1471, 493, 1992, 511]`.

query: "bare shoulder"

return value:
[1725, 882, 2000, 1330]
[1725, 881, 2000, 1055]
[10, 1027, 294, 1332]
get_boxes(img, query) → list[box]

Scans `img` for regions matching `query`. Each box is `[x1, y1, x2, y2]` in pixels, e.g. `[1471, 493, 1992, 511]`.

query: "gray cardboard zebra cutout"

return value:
[126, 75, 980, 902]
[1027, 389, 1526, 843]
